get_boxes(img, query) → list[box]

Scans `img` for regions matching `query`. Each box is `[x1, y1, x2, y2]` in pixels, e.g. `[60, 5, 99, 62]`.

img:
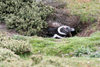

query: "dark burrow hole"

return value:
[40, 19, 95, 38]
[40, 26, 80, 38]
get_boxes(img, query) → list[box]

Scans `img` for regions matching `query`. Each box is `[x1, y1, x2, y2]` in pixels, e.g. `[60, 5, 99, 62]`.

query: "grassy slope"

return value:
[29, 31, 100, 56]
[8, 31, 100, 67]
[66, 0, 100, 22]
[0, 0, 100, 67]
[0, 29, 100, 67]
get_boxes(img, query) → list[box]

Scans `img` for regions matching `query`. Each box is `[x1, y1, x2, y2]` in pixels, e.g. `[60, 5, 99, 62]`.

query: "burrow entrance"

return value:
[0, 1, 98, 37]
[0, 8, 96, 37]
[40, 7, 96, 38]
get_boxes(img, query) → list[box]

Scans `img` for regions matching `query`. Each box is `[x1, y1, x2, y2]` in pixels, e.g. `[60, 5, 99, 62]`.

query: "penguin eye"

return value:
[66, 27, 69, 30]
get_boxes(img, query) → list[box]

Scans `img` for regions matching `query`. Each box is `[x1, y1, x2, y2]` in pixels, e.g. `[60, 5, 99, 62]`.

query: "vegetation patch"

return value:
[0, 48, 20, 61]
[0, 59, 33, 67]
[0, 39, 32, 54]
[33, 56, 100, 67]
[0, 0, 53, 36]
[30, 31, 100, 57]
[0, 56, 100, 67]
[0, 32, 32, 54]
[66, 0, 100, 22]
[0, 0, 100, 67]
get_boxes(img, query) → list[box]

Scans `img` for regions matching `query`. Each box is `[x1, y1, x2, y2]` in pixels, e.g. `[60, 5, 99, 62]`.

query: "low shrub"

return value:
[0, 32, 32, 54]
[90, 51, 100, 58]
[0, 39, 32, 54]
[0, 0, 54, 36]
[0, 48, 20, 61]
[73, 46, 93, 57]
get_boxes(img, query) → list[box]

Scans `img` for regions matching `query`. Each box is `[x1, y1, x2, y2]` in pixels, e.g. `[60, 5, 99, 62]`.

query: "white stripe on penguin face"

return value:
[57, 25, 70, 35]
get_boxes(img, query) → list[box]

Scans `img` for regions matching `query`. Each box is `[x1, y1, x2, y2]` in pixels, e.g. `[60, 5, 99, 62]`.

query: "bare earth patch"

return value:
[0, 23, 18, 36]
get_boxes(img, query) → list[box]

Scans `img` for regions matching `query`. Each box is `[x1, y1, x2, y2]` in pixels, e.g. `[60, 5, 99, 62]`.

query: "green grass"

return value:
[0, 31, 100, 67]
[0, 56, 100, 67]
[33, 56, 100, 67]
[66, 0, 100, 22]
[0, 0, 100, 66]
[29, 31, 100, 57]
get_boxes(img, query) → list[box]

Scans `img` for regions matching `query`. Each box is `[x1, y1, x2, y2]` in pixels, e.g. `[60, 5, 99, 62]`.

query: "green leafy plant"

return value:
[73, 46, 93, 57]
[0, 48, 20, 61]
[0, 39, 32, 54]
[0, 0, 53, 36]
[90, 51, 100, 58]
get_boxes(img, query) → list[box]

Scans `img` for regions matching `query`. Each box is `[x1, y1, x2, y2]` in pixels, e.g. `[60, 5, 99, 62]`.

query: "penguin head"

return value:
[58, 25, 75, 35]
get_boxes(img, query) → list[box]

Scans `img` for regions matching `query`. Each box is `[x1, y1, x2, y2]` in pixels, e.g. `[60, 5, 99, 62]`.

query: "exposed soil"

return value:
[46, 8, 80, 28]
[45, 1, 100, 37]
[77, 19, 100, 37]
[0, 23, 18, 36]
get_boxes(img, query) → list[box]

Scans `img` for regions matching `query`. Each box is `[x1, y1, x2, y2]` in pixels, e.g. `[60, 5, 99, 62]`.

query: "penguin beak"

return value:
[71, 28, 75, 31]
